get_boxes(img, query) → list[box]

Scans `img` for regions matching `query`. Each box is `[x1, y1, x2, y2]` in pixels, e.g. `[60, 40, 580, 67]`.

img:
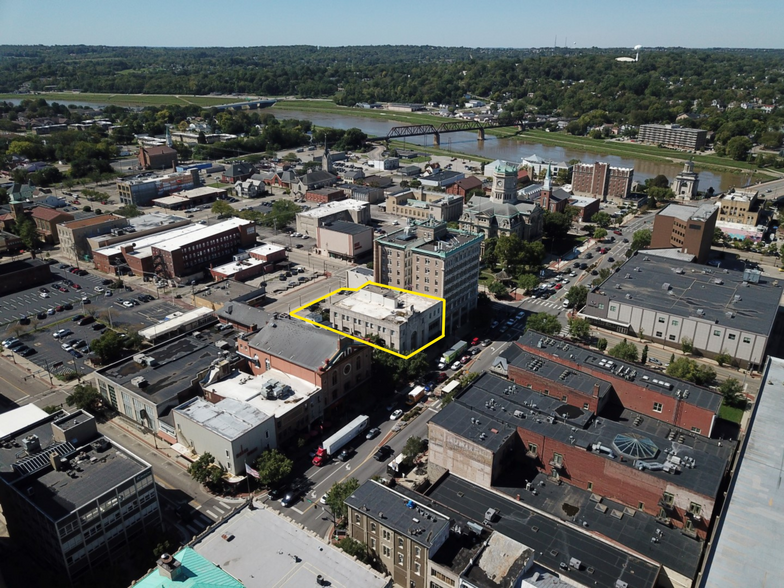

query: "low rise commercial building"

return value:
[57, 214, 129, 260]
[385, 191, 463, 223]
[579, 254, 779, 368]
[344, 183, 385, 203]
[138, 146, 178, 170]
[305, 187, 346, 203]
[650, 203, 717, 263]
[328, 284, 443, 353]
[85, 212, 191, 255]
[638, 124, 708, 150]
[347, 266, 374, 289]
[138, 307, 217, 344]
[715, 189, 762, 226]
[0, 406, 161, 582]
[316, 220, 373, 261]
[420, 170, 465, 188]
[0, 258, 53, 295]
[173, 397, 275, 475]
[151, 185, 226, 210]
[374, 219, 483, 334]
[117, 169, 201, 206]
[521, 155, 571, 179]
[445, 175, 483, 198]
[296, 198, 371, 237]
[215, 302, 270, 333]
[567, 195, 601, 222]
[31, 206, 74, 244]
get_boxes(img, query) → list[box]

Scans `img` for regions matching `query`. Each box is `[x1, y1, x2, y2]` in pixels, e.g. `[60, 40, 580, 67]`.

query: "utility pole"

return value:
[44, 358, 53, 386]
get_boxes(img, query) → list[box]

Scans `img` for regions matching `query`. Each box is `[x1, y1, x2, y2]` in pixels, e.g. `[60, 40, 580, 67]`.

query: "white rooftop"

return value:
[204, 369, 318, 419]
[174, 397, 271, 441]
[568, 195, 599, 207]
[138, 307, 214, 340]
[658, 202, 716, 222]
[720, 189, 758, 202]
[129, 212, 189, 231]
[177, 186, 226, 198]
[333, 285, 441, 323]
[155, 218, 253, 252]
[248, 243, 285, 258]
[96, 223, 203, 257]
[152, 195, 188, 206]
[211, 256, 266, 277]
[297, 198, 369, 218]
[0, 405, 49, 439]
[193, 506, 390, 588]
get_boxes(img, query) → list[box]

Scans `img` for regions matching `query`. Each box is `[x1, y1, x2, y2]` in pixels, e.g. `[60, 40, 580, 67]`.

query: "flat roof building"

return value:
[151, 185, 226, 210]
[638, 124, 707, 151]
[579, 253, 780, 368]
[117, 169, 200, 206]
[57, 214, 129, 260]
[0, 407, 161, 582]
[138, 306, 216, 344]
[650, 202, 718, 263]
[329, 284, 443, 353]
[296, 198, 371, 237]
[316, 220, 373, 261]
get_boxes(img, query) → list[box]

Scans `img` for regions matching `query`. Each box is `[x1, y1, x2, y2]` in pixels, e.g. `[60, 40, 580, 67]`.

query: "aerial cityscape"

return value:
[0, 5, 783, 587]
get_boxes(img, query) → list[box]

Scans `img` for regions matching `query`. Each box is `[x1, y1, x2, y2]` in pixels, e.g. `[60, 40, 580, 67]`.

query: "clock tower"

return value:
[490, 163, 518, 203]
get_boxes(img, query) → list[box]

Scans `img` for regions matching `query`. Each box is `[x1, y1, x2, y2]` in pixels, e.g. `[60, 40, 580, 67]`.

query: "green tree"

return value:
[15, 216, 40, 250]
[526, 312, 561, 335]
[628, 229, 651, 255]
[336, 537, 370, 564]
[715, 350, 732, 367]
[641, 345, 648, 364]
[516, 273, 539, 293]
[568, 317, 591, 340]
[211, 199, 235, 218]
[681, 337, 694, 354]
[90, 330, 128, 364]
[263, 200, 300, 229]
[402, 436, 427, 466]
[566, 285, 588, 310]
[542, 211, 573, 242]
[487, 280, 508, 299]
[719, 378, 746, 408]
[597, 338, 608, 351]
[591, 212, 613, 228]
[325, 477, 360, 521]
[255, 449, 293, 488]
[65, 383, 104, 414]
[115, 204, 142, 218]
[760, 131, 783, 150]
[726, 136, 752, 161]
[608, 340, 639, 362]
[197, 130, 207, 144]
[666, 357, 716, 385]
[593, 227, 608, 240]
[713, 228, 725, 246]
[188, 453, 224, 487]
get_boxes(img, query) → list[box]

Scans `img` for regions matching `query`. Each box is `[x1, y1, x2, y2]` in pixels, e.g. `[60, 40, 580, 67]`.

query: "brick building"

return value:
[305, 187, 346, 204]
[0, 258, 53, 296]
[117, 169, 200, 206]
[567, 195, 601, 222]
[571, 162, 634, 202]
[445, 176, 483, 199]
[138, 146, 178, 170]
[30, 206, 74, 244]
[316, 220, 373, 262]
[57, 214, 129, 260]
[650, 203, 717, 263]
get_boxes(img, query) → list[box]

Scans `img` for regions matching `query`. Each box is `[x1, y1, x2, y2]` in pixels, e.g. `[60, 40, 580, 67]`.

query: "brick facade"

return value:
[507, 365, 605, 414]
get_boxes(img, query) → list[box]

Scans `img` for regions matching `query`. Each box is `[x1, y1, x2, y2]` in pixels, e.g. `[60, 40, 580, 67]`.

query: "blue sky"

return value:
[1, 0, 781, 48]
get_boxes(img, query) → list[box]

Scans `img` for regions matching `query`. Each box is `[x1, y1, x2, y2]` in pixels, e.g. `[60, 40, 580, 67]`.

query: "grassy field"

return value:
[718, 403, 745, 424]
[0, 92, 236, 107]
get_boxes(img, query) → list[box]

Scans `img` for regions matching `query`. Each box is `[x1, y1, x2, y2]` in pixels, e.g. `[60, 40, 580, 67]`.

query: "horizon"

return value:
[1, 0, 781, 49]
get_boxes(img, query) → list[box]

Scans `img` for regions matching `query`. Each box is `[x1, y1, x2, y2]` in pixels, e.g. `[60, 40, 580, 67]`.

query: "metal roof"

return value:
[133, 547, 244, 588]
[248, 317, 341, 371]
[174, 397, 270, 441]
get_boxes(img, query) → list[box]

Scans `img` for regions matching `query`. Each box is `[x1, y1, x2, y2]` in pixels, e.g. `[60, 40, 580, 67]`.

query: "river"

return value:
[272, 108, 741, 192]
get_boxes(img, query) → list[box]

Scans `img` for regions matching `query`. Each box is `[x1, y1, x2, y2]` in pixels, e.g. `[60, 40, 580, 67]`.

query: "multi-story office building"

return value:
[650, 203, 718, 263]
[328, 284, 443, 353]
[0, 406, 161, 582]
[57, 214, 129, 260]
[716, 189, 762, 226]
[295, 198, 371, 237]
[117, 169, 200, 206]
[373, 219, 483, 334]
[571, 161, 634, 202]
[384, 190, 463, 223]
[638, 124, 708, 150]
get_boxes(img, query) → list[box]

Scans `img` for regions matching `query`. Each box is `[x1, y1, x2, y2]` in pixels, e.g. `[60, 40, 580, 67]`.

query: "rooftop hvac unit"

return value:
[22, 435, 41, 453]
[131, 376, 148, 388]
[662, 283, 670, 290]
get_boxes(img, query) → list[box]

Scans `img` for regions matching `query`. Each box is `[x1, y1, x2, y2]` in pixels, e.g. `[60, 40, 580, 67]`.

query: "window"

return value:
[527, 443, 538, 457]
[668, 334, 676, 341]
[355, 514, 361, 525]
[728, 334, 736, 340]
[638, 501, 644, 511]
[583, 403, 590, 410]
[713, 329, 721, 336]
[662, 492, 674, 506]
[398, 553, 404, 565]
[609, 305, 617, 312]
[543, 389, 549, 396]
[382, 545, 391, 557]
[370, 522, 376, 533]
[655, 331, 663, 337]
[658, 317, 665, 323]
[371, 538, 376, 550]
[742, 337, 751, 344]
[561, 395, 567, 402]
[431, 570, 456, 586]
[691, 427, 702, 434]
[671, 319, 679, 326]
[689, 502, 702, 517]
[587, 481, 593, 491]
[598, 303, 605, 310]
[552, 452, 563, 467]
[653, 402, 663, 413]
[382, 529, 391, 540]
[415, 562, 421, 575]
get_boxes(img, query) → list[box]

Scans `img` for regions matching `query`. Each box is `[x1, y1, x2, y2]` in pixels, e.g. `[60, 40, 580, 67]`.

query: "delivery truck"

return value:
[312, 415, 369, 466]
[440, 340, 468, 365]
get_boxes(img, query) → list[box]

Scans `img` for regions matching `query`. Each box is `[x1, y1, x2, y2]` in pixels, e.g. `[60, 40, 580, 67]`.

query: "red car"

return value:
[471, 337, 480, 346]
[73, 284, 81, 290]
[613, 230, 622, 235]
[554, 284, 562, 290]
[460, 355, 471, 364]
[436, 372, 448, 383]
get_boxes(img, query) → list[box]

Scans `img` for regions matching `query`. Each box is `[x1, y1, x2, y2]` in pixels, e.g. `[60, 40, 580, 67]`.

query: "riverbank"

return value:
[0, 92, 235, 107]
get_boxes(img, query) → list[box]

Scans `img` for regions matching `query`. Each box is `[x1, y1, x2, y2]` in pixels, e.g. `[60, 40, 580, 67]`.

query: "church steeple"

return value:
[543, 164, 552, 191]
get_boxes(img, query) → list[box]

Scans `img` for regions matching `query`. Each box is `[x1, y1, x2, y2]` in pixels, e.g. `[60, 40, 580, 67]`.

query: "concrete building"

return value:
[347, 266, 374, 289]
[138, 146, 178, 170]
[329, 284, 443, 353]
[343, 183, 385, 204]
[85, 212, 191, 255]
[93, 330, 240, 439]
[295, 198, 371, 237]
[571, 162, 634, 202]
[373, 219, 483, 334]
[459, 162, 544, 242]
[578, 254, 780, 368]
[236, 317, 373, 434]
[385, 190, 463, 223]
[31, 206, 74, 244]
[138, 307, 216, 344]
[134, 548, 243, 588]
[173, 397, 275, 475]
[151, 185, 226, 210]
[117, 169, 200, 206]
[57, 214, 129, 260]
[368, 157, 399, 170]
[638, 124, 708, 151]
[521, 155, 571, 179]
[715, 189, 762, 226]
[672, 160, 700, 200]
[420, 170, 465, 188]
[192, 504, 391, 588]
[316, 220, 373, 261]
[0, 406, 161, 582]
[567, 195, 601, 222]
[650, 203, 718, 263]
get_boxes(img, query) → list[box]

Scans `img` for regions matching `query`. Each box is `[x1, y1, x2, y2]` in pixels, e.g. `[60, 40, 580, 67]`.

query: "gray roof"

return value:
[322, 220, 372, 236]
[584, 253, 780, 336]
[700, 357, 784, 587]
[226, 162, 254, 177]
[217, 302, 270, 331]
[517, 331, 722, 412]
[174, 397, 270, 441]
[495, 471, 703, 578]
[427, 475, 661, 588]
[301, 170, 337, 185]
[463, 195, 539, 220]
[500, 343, 612, 401]
[193, 505, 390, 588]
[657, 203, 716, 222]
[248, 317, 341, 370]
[345, 481, 450, 548]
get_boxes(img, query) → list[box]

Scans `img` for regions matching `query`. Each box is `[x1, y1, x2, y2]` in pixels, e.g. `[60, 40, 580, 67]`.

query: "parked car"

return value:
[389, 409, 403, 420]
[94, 286, 104, 293]
[280, 489, 302, 508]
[613, 230, 622, 235]
[470, 337, 480, 346]
[481, 339, 492, 347]
[78, 316, 95, 326]
[3, 337, 20, 348]
[19, 347, 36, 357]
[450, 361, 462, 370]
[648, 357, 662, 365]
[436, 372, 448, 383]
[373, 445, 393, 461]
[365, 427, 381, 440]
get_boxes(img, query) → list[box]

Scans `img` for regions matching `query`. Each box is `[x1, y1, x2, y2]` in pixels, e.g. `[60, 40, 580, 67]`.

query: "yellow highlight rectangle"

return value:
[290, 281, 446, 359]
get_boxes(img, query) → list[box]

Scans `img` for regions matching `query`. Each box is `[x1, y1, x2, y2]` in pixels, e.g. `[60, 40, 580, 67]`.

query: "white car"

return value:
[122, 301, 134, 308]
[437, 361, 446, 370]
[61, 344, 73, 352]
[94, 286, 104, 293]
[53, 329, 71, 339]
[450, 361, 462, 371]
[39, 292, 49, 298]
[320, 493, 328, 505]
[390, 409, 403, 420]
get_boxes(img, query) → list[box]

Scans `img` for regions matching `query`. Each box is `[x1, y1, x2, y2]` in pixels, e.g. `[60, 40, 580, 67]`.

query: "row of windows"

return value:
[653, 329, 752, 344]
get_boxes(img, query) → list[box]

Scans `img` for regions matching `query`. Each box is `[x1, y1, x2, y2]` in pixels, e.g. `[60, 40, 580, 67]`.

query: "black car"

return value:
[19, 347, 36, 357]
[37, 311, 47, 320]
[71, 314, 84, 322]
[92, 322, 106, 331]
[336, 447, 353, 462]
[101, 279, 113, 285]
[69, 349, 83, 358]
[373, 445, 393, 461]
[280, 489, 302, 507]
[268, 486, 286, 500]
[591, 270, 599, 276]
[6, 340, 25, 351]
[14, 345, 30, 355]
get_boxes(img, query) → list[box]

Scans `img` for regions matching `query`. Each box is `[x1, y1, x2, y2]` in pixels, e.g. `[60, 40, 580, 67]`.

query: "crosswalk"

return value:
[524, 298, 562, 311]
[180, 500, 235, 537]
